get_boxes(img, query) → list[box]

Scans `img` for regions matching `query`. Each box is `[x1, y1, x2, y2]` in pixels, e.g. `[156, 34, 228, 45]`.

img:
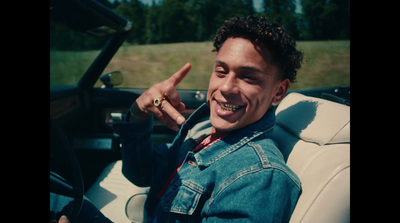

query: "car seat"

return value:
[273, 92, 350, 223]
[86, 92, 350, 223]
[85, 161, 150, 222]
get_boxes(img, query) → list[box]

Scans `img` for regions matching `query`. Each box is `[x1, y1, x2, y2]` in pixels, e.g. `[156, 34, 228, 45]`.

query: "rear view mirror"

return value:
[100, 71, 123, 88]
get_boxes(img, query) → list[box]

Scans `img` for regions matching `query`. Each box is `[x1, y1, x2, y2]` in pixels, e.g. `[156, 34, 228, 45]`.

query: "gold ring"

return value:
[153, 97, 165, 107]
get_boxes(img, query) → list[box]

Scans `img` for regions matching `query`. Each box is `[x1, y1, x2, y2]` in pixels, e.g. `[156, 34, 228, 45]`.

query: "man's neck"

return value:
[210, 127, 228, 142]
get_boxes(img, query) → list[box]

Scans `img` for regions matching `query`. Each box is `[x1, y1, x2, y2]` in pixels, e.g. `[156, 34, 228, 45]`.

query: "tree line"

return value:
[50, 0, 349, 50]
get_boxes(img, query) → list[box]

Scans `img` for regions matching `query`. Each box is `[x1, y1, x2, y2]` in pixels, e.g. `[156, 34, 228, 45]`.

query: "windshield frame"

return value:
[50, 0, 132, 90]
[76, 31, 130, 89]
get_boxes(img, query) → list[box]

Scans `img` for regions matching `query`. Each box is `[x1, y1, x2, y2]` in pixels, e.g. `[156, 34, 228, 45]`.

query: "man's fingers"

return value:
[168, 63, 191, 87]
[160, 100, 186, 126]
[156, 111, 179, 132]
[58, 215, 70, 223]
[176, 102, 185, 112]
[132, 63, 190, 129]
[154, 100, 185, 131]
[162, 63, 190, 108]
[153, 104, 181, 132]
[164, 86, 182, 108]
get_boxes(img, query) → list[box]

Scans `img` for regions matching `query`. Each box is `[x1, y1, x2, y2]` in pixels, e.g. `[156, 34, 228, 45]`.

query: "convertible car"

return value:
[50, 0, 350, 222]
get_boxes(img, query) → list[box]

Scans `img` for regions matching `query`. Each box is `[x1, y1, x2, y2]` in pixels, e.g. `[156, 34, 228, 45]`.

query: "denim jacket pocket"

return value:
[160, 182, 203, 215]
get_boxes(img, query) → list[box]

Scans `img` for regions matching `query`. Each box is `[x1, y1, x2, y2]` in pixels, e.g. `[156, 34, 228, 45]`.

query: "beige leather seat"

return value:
[86, 92, 350, 223]
[273, 92, 350, 223]
[85, 161, 150, 223]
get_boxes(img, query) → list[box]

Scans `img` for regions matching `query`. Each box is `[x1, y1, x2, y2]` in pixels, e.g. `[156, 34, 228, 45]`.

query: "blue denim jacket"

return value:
[114, 103, 301, 222]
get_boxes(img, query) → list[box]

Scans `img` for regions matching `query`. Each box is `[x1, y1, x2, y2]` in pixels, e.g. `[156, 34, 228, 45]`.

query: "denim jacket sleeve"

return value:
[113, 115, 155, 187]
[203, 168, 301, 223]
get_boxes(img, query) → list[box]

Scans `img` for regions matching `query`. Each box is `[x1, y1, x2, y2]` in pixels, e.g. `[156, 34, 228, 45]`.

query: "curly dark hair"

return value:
[213, 16, 303, 83]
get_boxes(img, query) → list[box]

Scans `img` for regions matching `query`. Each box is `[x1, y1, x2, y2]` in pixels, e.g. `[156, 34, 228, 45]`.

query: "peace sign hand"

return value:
[130, 63, 191, 131]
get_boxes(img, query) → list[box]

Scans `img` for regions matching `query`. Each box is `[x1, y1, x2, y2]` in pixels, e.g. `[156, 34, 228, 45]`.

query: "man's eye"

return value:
[215, 68, 227, 75]
[240, 73, 260, 84]
[241, 73, 255, 80]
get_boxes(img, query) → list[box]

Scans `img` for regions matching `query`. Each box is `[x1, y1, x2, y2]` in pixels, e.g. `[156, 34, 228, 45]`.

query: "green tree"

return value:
[185, 0, 220, 41]
[214, 0, 255, 28]
[145, 2, 163, 43]
[185, 0, 255, 42]
[262, 0, 299, 39]
[114, 0, 147, 44]
[143, 0, 258, 43]
[302, 0, 350, 40]
[157, 0, 196, 43]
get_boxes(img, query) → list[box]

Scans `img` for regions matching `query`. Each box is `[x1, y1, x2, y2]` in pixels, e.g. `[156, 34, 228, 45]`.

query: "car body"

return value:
[50, 0, 350, 222]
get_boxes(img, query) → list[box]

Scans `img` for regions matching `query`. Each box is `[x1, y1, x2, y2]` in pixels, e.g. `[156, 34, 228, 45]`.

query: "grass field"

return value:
[50, 40, 350, 91]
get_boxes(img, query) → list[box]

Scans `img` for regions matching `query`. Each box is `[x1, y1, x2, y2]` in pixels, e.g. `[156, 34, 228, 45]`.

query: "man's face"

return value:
[207, 37, 289, 134]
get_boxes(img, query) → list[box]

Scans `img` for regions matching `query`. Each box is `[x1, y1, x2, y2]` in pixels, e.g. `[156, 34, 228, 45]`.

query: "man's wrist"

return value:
[128, 102, 151, 122]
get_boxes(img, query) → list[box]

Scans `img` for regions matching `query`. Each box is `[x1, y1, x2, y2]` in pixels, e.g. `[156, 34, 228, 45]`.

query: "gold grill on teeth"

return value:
[220, 103, 240, 111]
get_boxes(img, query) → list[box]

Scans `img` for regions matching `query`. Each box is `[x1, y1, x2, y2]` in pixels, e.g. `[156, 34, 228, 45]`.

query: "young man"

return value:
[115, 15, 304, 222]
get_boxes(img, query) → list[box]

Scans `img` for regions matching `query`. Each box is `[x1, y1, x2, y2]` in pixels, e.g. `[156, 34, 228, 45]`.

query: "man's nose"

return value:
[220, 73, 240, 95]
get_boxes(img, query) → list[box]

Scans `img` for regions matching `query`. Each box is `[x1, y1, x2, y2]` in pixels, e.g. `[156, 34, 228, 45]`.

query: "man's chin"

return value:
[210, 118, 240, 133]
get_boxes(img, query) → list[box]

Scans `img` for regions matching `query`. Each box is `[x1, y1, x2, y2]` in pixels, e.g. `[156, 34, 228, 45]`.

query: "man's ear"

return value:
[272, 79, 290, 106]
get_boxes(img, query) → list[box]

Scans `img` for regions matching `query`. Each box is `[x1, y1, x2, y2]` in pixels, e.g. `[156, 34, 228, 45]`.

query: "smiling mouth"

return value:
[219, 103, 243, 111]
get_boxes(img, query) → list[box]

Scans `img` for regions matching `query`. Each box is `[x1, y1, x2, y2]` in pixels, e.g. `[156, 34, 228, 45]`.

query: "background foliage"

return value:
[50, 0, 350, 50]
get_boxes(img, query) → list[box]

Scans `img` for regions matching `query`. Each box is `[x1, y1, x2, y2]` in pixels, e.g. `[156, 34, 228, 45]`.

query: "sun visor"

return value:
[50, 0, 131, 37]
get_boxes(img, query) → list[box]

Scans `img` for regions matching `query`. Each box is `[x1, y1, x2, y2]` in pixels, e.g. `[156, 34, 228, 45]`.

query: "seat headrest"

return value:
[275, 93, 350, 146]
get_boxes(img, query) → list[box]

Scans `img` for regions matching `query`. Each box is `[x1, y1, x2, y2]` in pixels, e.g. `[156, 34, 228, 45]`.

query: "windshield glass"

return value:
[94, 42, 214, 90]
[95, 40, 349, 90]
[50, 22, 108, 86]
[95, 0, 349, 91]
[51, 0, 349, 91]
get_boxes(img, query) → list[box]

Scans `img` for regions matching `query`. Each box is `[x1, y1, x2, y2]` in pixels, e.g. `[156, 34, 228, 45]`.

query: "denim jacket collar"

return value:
[181, 103, 277, 168]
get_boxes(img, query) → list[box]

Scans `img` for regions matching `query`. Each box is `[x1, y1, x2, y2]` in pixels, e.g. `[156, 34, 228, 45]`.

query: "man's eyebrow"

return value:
[214, 60, 226, 65]
[240, 66, 262, 73]
[215, 60, 262, 73]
